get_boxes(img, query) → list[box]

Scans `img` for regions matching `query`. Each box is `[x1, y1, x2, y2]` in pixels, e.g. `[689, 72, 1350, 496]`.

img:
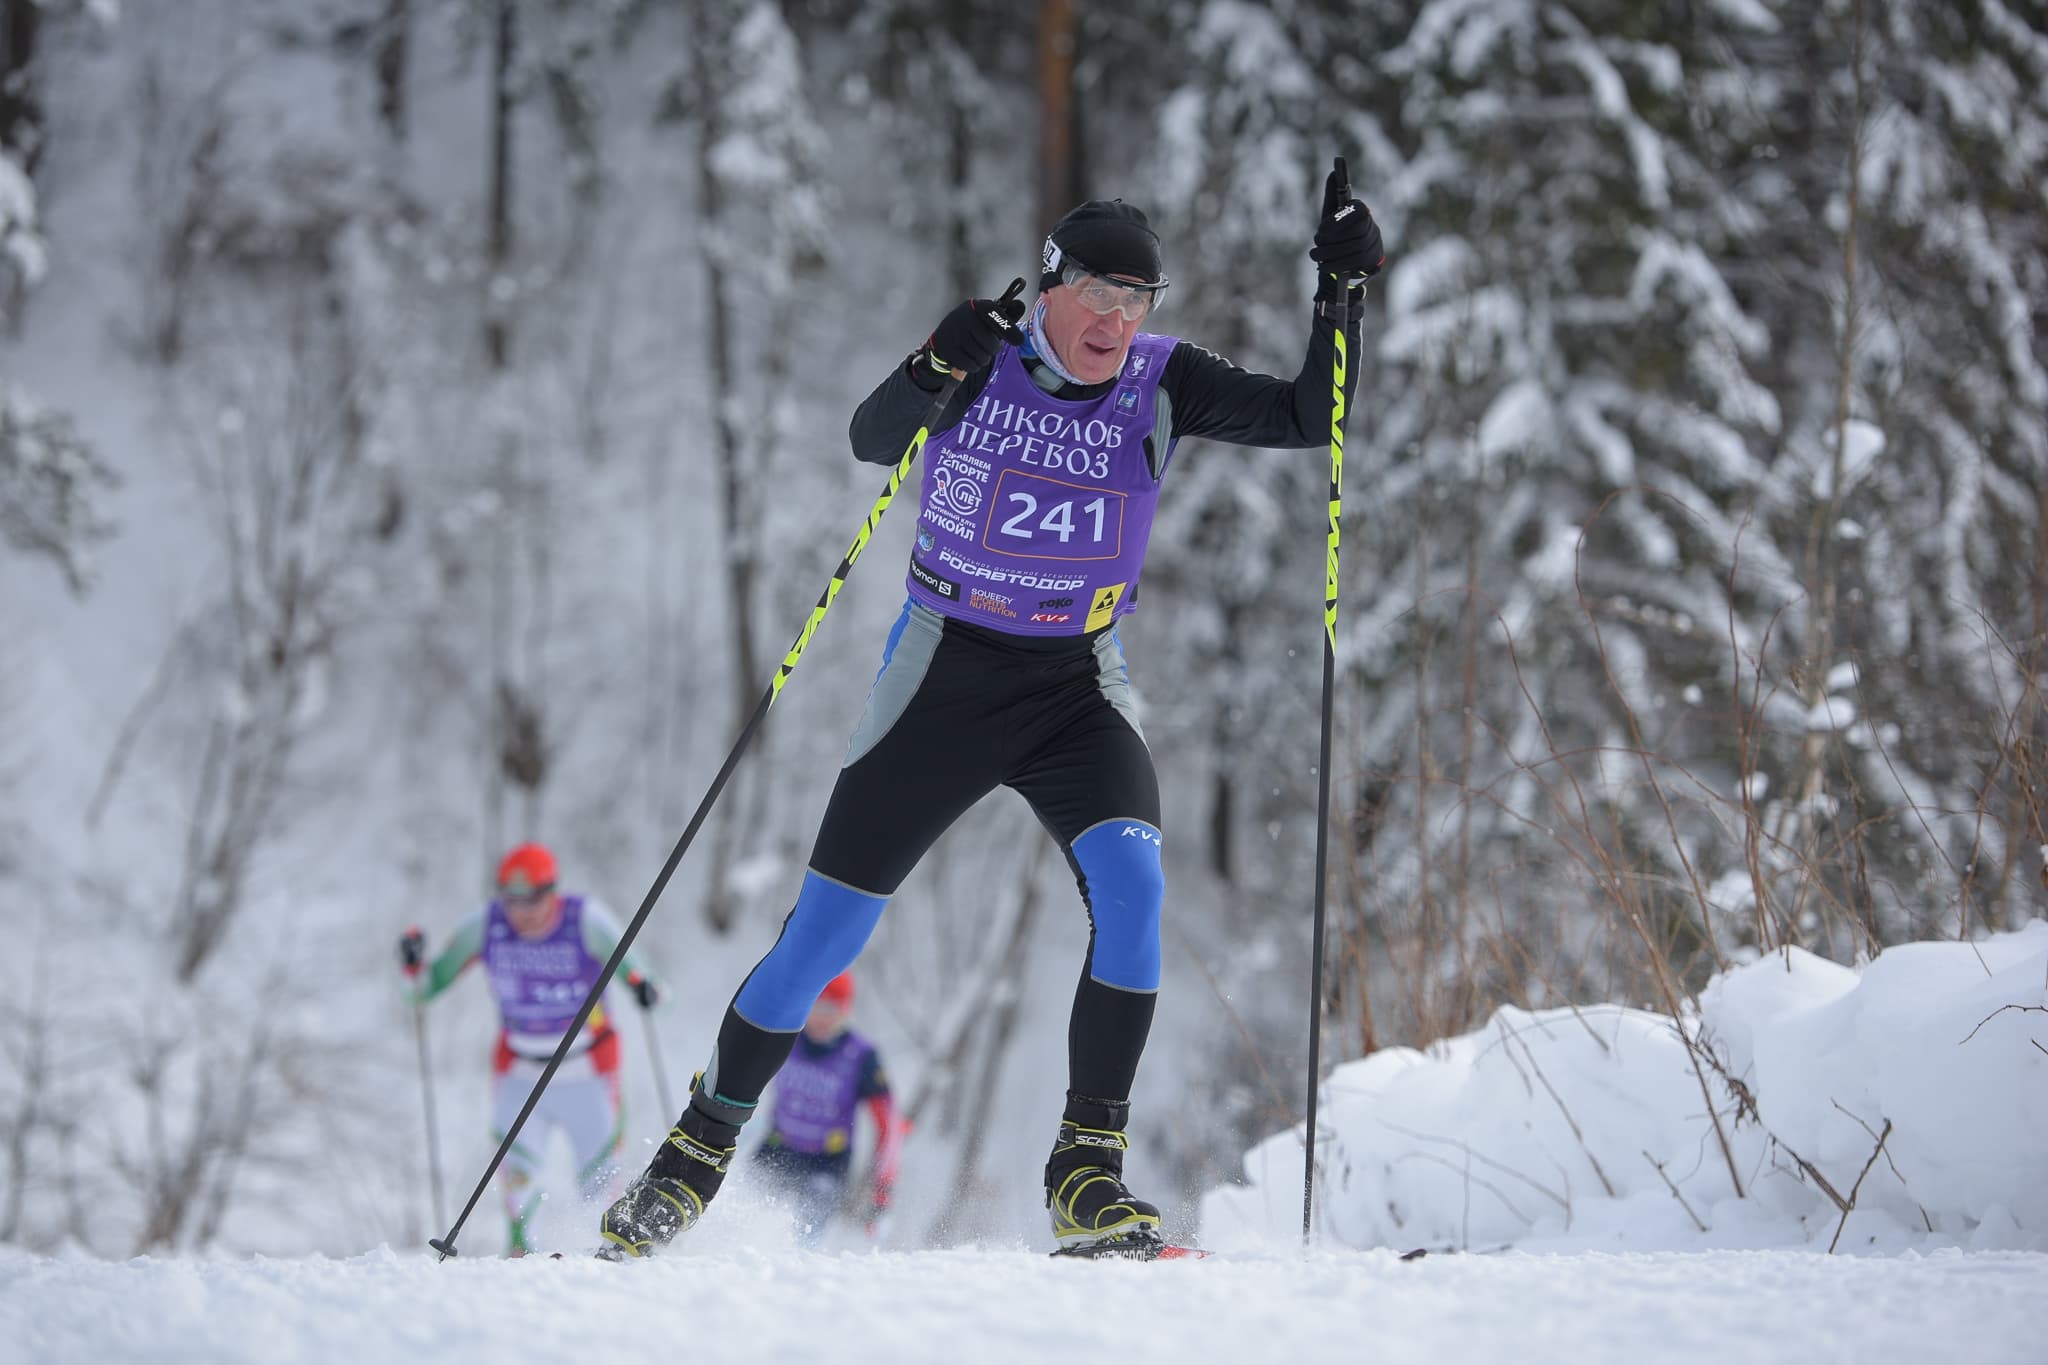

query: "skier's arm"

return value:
[848, 355, 996, 465]
[857, 1050, 905, 1214]
[410, 911, 485, 1005]
[847, 285, 1024, 465]
[864, 1092, 906, 1214]
[1156, 297, 1364, 451]
[1162, 162, 1381, 451]
[578, 898, 657, 994]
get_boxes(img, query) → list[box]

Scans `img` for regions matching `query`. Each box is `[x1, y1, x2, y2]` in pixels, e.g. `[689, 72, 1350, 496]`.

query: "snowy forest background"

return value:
[1, 0, 2042, 1258]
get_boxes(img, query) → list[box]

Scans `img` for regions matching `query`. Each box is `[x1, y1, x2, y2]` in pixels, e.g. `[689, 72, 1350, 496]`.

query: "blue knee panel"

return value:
[733, 872, 888, 1030]
[1071, 821, 1165, 991]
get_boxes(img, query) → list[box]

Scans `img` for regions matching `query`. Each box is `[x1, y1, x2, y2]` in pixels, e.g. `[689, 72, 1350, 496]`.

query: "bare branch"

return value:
[1960, 1003, 2048, 1046]
[1642, 1150, 1708, 1233]
[1494, 1011, 1617, 1197]
[1375, 1115, 1570, 1214]
[1827, 1118, 1893, 1254]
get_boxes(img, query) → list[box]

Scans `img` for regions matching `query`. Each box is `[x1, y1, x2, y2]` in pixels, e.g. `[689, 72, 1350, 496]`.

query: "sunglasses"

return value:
[502, 883, 556, 908]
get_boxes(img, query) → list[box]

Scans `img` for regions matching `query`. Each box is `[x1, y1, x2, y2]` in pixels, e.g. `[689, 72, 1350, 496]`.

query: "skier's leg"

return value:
[792, 1160, 849, 1248]
[601, 605, 1002, 1257]
[750, 1142, 805, 1215]
[490, 1064, 548, 1256]
[563, 1055, 626, 1206]
[1007, 628, 1167, 1246]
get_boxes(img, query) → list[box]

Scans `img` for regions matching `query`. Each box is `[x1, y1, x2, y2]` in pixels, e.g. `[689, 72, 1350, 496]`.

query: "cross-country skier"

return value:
[751, 970, 905, 1246]
[599, 162, 1383, 1258]
[402, 842, 664, 1256]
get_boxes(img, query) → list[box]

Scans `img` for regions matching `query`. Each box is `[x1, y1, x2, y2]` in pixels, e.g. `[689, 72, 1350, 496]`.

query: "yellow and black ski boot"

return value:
[1043, 1094, 1164, 1252]
[596, 1109, 739, 1260]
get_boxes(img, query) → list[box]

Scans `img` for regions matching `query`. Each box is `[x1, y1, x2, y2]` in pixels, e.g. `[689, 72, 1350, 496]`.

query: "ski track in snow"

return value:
[2, 1245, 2044, 1365]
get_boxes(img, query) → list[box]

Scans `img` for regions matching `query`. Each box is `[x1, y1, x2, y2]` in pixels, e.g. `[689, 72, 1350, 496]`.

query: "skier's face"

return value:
[503, 888, 560, 938]
[1042, 278, 1145, 384]
[803, 998, 849, 1042]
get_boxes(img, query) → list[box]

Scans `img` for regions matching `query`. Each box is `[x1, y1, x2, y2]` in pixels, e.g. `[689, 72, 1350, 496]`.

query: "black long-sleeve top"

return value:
[848, 296, 1365, 469]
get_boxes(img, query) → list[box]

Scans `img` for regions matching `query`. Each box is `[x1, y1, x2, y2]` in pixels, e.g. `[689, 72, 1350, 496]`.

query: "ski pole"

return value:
[400, 928, 448, 1231]
[427, 327, 1001, 1259]
[1303, 157, 1355, 1245]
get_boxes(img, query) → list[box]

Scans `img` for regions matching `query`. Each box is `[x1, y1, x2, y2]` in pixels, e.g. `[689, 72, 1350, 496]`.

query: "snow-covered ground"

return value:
[3, 925, 2044, 1363]
[2, 1243, 2043, 1365]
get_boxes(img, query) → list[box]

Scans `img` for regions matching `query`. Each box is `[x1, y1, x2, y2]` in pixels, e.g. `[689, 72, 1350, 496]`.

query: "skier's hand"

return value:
[627, 971, 659, 1010]
[399, 927, 426, 977]
[1310, 156, 1385, 291]
[917, 278, 1027, 386]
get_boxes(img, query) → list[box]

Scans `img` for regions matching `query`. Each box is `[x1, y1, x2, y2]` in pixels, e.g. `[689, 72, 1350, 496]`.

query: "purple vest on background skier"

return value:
[770, 1033, 877, 1156]
[905, 333, 1178, 638]
[482, 894, 604, 1041]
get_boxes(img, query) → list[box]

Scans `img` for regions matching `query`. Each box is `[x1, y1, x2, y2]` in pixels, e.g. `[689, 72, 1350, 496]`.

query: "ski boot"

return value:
[596, 1109, 739, 1260]
[1043, 1094, 1165, 1254]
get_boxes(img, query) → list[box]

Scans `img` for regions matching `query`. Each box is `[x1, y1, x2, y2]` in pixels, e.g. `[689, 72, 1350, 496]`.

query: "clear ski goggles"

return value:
[1061, 262, 1166, 322]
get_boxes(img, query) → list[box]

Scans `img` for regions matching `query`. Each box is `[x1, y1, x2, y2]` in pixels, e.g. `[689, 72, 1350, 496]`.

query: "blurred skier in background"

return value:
[402, 841, 664, 1256]
[752, 970, 905, 1246]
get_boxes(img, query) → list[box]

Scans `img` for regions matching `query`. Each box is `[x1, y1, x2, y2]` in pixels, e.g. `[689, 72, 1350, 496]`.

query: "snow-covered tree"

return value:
[1132, 0, 1359, 1180]
[2, 65, 116, 593]
[1311, 0, 2047, 1051]
[1326, 0, 1805, 1038]
[657, 0, 828, 933]
[1735, 0, 2048, 942]
[0, 378, 117, 594]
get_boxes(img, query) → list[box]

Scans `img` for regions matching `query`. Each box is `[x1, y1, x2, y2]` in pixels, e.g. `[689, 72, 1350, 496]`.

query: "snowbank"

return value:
[1205, 924, 2048, 1254]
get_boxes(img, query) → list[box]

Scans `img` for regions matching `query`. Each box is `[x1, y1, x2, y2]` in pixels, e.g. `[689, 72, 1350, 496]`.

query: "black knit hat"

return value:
[1039, 199, 1167, 292]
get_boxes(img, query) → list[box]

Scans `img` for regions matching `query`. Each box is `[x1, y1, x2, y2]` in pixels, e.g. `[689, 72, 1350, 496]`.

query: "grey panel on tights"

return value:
[846, 603, 1144, 761]
[844, 604, 945, 767]
[1093, 629, 1145, 742]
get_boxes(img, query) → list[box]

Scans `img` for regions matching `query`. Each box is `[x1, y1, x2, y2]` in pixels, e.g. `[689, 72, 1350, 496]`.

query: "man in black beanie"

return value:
[598, 161, 1384, 1261]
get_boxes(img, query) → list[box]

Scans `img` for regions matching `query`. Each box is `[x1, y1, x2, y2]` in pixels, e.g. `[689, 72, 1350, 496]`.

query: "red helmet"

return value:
[496, 843, 558, 897]
[819, 971, 855, 1009]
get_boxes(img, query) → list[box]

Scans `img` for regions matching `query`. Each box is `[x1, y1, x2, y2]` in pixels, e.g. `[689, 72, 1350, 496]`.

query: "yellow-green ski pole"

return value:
[430, 348, 979, 1260]
[1304, 155, 1355, 1246]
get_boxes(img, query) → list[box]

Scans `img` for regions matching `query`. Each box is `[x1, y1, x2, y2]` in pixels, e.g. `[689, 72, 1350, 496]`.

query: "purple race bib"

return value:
[904, 334, 1177, 636]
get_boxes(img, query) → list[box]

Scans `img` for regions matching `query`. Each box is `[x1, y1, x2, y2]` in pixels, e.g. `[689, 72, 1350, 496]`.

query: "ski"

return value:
[564, 1241, 1209, 1262]
[1050, 1237, 1209, 1262]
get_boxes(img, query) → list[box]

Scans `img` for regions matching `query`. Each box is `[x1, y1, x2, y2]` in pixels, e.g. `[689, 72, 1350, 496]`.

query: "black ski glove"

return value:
[1310, 156, 1385, 298]
[915, 278, 1027, 388]
[399, 927, 426, 976]
[627, 971, 659, 1010]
